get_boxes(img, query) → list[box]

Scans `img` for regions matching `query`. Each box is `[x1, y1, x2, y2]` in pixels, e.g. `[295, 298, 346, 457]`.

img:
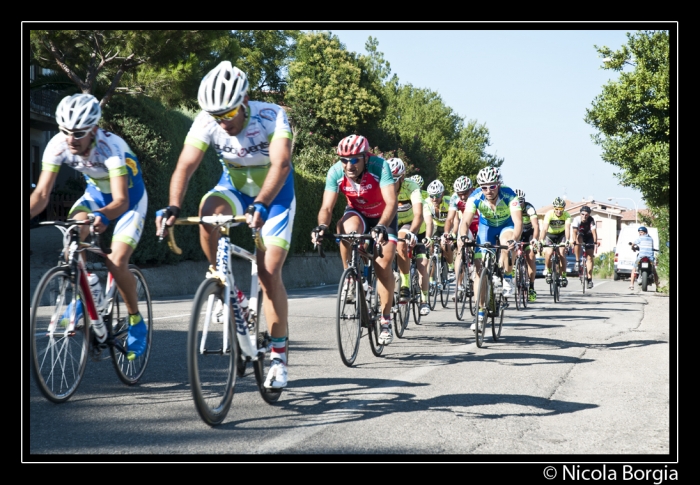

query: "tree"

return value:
[438, 120, 504, 187]
[584, 30, 670, 208]
[29, 29, 239, 108]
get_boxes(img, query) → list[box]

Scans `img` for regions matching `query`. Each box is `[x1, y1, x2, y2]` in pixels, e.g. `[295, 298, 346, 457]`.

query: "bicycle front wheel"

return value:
[335, 268, 362, 367]
[253, 289, 287, 404]
[187, 278, 237, 426]
[427, 255, 439, 310]
[492, 294, 504, 342]
[440, 259, 451, 308]
[411, 266, 422, 325]
[30, 266, 89, 403]
[474, 269, 490, 348]
[368, 277, 384, 356]
[455, 260, 468, 321]
[553, 268, 560, 303]
[109, 264, 153, 385]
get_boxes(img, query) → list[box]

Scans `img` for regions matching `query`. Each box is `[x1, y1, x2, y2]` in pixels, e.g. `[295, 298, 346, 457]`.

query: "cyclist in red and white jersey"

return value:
[312, 135, 398, 345]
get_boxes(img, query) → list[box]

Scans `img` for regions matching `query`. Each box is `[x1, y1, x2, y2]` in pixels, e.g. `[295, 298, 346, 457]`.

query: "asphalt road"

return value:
[25, 278, 673, 463]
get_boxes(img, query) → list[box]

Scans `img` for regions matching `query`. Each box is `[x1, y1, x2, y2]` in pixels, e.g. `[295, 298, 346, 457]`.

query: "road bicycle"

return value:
[541, 242, 568, 303]
[395, 235, 424, 331]
[573, 242, 597, 294]
[30, 218, 153, 403]
[316, 232, 399, 366]
[392, 242, 410, 338]
[513, 241, 531, 310]
[426, 234, 453, 310]
[164, 215, 284, 426]
[472, 241, 511, 348]
[455, 236, 476, 321]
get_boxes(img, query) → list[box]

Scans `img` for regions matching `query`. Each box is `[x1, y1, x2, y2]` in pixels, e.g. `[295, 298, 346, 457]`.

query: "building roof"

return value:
[535, 199, 626, 219]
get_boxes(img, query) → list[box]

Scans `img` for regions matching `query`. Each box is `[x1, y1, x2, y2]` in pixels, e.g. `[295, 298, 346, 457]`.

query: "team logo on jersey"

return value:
[245, 129, 261, 138]
[125, 157, 139, 175]
[258, 108, 277, 122]
[510, 200, 519, 207]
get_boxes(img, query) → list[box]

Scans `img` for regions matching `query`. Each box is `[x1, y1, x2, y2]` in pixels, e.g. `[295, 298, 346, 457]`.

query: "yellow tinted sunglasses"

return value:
[212, 105, 241, 122]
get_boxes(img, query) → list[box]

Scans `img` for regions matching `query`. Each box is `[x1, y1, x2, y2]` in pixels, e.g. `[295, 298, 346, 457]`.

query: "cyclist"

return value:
[629, 226, 660, 290]
[408, 174, 425, 191]
[446, 176, 478, 297]
[514, 189, 540, 301]
[424, 179, 456, 278]
[311, 134, 398, 345]
[29, 93, 149, 360]
[391, 159, 430, 315]
[155, 61, 294, 389]
[458, 167, 522, 330]
[570, 205, 598, 289]
[539, 197, 572, 287]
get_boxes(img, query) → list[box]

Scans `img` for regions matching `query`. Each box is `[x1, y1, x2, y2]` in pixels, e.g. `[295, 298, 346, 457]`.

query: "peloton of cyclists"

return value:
[423, 179, 456, 278]
[445, 176, 478, 296]
[311, 134, 398, 345]
[513, 189, 540, 301]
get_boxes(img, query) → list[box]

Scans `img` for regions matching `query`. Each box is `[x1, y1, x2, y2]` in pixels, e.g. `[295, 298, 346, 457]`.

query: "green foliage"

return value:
[648, 205, 670, 293]
[585, 30, 670, 208]
[593, 251, 615, 279]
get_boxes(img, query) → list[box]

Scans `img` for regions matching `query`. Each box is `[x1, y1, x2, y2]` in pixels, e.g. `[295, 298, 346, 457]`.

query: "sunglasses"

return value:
[554, 207, 564, 210]
[480, 184, 498, 191]
[430, 194, 442, 199]
[211, 105, 241, 122]
[60, 127, 91, 139]
[340, 156, 363, 165]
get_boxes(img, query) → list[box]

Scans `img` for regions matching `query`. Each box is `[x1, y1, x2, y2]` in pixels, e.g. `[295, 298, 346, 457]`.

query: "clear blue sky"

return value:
[328, 29, 647, 212]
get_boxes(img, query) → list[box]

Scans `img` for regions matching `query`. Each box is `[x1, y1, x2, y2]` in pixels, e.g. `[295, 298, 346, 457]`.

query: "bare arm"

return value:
[510, 205, 523, 243]
[443, 208, 457, 235]
[168, 144, 206, 210]
[409, 201, 423, 236]
[378, 184, 398, 228]
[92, 174, 129, 233]
[459, 210, 475, 239]
[29, 170, 59, 219]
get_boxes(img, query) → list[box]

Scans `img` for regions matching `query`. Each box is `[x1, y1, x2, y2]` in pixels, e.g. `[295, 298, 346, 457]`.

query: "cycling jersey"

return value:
[571, 215, 596, 235]
[466, 185, 520, 228]
[424, 194, 451, 228]
[42, 128, 147, 249]
[521, 202, 538, 232]
[543, 209, 571, 234]
[450, 193, 478, 236]
[184, 100, 293, 198]
[324, 156, 394, 219]
[397, 178, 425, 233]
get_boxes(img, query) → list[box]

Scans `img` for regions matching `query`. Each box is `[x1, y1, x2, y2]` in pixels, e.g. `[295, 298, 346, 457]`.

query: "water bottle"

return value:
[362, 278, 370, 300]
[234, 285, 249, 322]
[88, 273, 104, 311]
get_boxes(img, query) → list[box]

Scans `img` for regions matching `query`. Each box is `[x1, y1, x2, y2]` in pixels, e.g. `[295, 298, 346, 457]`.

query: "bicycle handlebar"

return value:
[317, 232, 383, 259]
[40, 218, 112, 255]
[166, 215, 265, 255]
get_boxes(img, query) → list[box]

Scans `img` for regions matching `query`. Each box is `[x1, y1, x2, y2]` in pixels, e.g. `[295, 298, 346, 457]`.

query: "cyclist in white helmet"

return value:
[30, 93, 150, 360]
[458, 166, 522, 331]
[156, 61, 294, 389]
[514, 189, 540, 301]
[424, 179, 457, 279]
[540, 196, 572, 287]
[409, 174, 424, 189]
[445, 176, 477, 299]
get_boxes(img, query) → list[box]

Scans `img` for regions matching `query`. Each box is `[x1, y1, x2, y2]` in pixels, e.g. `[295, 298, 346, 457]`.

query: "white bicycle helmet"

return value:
[514, 188, 526, 203]
[552, 197, 566, 208]
[55, 93, 101, 130]
[453, 176, 472, 192]
[197, 61, 249, 115]
[409, 175, 424, 188]
[387, 158, 405, 180]
[476, 166, 501, 186]
[427, 180, 444, 197]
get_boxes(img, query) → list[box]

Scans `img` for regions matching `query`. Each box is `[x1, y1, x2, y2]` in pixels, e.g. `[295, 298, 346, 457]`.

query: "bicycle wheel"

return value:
[108, 264, 153, 385]
[455, 260, 468, 321]
[30, 266, 89, 403]
[335, 267, 362, 367]
[187, 278, 237, 426]
[427, 255, 439, 310]
[411, 266, 422, 325]
[517, 259, 529, 310]
[553, 267, 560, 303]
[253, 289, 287, 404]
[474, 268, 490, 348]
[368, 276, 384, 356]
[439, 259, 451, 308]
[492, 294, 504, 342]
[395, 276, 409, 339]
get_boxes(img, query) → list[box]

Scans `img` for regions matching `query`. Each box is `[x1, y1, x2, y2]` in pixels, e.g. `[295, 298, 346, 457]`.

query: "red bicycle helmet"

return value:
[337, 135, 369, 157]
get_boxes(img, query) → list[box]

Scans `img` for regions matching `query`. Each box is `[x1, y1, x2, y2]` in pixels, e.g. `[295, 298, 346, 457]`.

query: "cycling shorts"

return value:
[201, 171, 296, 251]
[70, 190, 148, 250]
[474, 223, 514, 259]
[398, 223, 427, 258]
[342, 207, 398, 245]
[544, 232, 567, 246]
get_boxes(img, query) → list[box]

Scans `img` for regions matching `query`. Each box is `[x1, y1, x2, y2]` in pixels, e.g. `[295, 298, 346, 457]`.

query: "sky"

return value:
[327, 28, 654, 212]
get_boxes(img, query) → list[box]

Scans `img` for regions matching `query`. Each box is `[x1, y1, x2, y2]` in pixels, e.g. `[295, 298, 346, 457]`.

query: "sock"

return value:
[401, 273, 410, 287]
[270, 336, 287, 364]
[448, 263, 454, 271]
[421, 291, 428, 302]
[381, 314, 392, 326]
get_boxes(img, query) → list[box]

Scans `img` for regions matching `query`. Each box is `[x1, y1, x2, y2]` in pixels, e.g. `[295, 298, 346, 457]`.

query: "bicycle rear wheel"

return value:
[411, 266, 422, 325]
[427, 255, 438, 310]
[474, 268, 490, 348]
[335, 268, 362, 367]
[253, 289, 287, 404]
[367, 277, 384, 356]
[187, 278, 237, 426]
[395, 282, 409, 339]
[516, 259, 528, 310]
[108, 264, 153, 385]
[30, 266, 89, 403]
[439, 259, 451, 308]
[492, 294, 504, 341]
